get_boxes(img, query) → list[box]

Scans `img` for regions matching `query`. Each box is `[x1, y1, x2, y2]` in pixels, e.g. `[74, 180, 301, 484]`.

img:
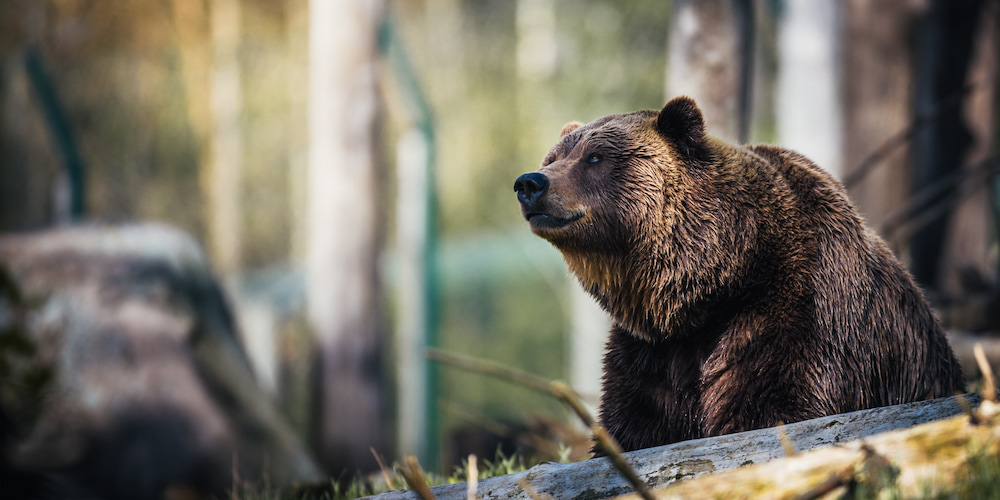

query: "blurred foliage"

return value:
[389, 0, 669, 467]
[222, 446, 544, 500]
[223, 445, 1000, 500]
[0, 0, 671, 473]
[393, 0, 670, 235]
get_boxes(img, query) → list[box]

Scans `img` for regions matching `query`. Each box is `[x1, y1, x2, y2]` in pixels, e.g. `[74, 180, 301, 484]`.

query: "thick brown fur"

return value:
[514, 96, 964, 453]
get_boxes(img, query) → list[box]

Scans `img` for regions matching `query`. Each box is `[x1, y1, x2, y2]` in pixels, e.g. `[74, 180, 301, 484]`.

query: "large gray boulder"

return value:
[0, 223, 321, 500]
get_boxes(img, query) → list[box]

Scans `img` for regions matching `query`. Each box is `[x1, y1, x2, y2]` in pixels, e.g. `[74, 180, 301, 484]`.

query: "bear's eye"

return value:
[586, 153, 603, 164]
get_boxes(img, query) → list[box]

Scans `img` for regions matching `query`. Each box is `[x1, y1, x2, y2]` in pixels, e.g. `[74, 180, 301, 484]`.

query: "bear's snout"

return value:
[514, 172, 549, 206]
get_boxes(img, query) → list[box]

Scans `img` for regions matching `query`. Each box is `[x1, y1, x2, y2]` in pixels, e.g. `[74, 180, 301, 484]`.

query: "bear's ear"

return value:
[560, 121, 583, 137]
[656, 96, 714, 167]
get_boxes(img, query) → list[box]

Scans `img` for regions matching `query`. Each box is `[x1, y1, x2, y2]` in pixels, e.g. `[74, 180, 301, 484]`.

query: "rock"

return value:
[0, 223, 322, 500]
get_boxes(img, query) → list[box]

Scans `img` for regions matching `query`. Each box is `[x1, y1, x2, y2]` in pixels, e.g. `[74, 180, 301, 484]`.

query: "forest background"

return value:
[1, 0, 997, 482]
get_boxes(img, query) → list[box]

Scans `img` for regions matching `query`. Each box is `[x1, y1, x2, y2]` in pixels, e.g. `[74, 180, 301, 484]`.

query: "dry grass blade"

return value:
[467, 454, 478, 500]
[975, 343, 996, 403]
[371, 447, 396, 491]
[400, 456, 436, 500]
[777, 423, 797, 456]
[955, 393, 980, 425]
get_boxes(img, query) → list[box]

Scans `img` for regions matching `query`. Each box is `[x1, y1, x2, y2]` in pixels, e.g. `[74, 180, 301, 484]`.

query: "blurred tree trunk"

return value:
[1, 2, 70, 231]
[910, 0, 988, 292]
[666, 0, 753, 143]
[172, 0, 243, 274]
[286, 0, 310, 265]
[0, 57, 59, 231]
[776, 0, 843, 178]
[841, 1, 922, 243]
[307, 0, 385, 474]
[926, 2, 997, 304]
[170, 0, 211, 147]
[207, 0, 242, 276]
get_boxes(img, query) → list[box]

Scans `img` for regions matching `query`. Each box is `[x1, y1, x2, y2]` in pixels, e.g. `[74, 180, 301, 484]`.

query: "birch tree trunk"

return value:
[287, 0, 309, 265]
[776, 0, 843, 178]
[208, 0, 242, 276]
[307, 0, 385, 474]
[666, 0, 753, 143]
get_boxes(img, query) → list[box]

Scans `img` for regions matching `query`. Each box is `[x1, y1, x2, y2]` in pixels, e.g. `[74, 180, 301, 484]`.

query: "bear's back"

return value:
[746, 143, 964, 408]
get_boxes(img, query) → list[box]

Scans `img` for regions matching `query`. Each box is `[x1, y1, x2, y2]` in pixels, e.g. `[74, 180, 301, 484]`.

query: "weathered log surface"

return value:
[367, 394, 980, 500]
[618, 398, 1000, 499]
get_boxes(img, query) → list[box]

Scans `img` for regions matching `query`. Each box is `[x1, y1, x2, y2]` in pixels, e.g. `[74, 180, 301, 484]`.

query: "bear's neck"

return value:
[562, 249, 736, 342]
[560, 212, 796, 342]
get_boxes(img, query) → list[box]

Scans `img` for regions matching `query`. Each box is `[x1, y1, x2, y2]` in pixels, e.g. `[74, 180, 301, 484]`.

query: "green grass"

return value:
[225, 444, 1000, 500]
[223, 447, 540, 500]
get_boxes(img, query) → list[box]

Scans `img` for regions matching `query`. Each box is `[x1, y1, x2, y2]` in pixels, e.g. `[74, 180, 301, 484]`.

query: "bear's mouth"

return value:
[526, 211, 584, 231]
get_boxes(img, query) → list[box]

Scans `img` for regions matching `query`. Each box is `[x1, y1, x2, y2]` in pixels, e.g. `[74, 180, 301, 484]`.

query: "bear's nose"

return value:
[514, 172, 549, 206]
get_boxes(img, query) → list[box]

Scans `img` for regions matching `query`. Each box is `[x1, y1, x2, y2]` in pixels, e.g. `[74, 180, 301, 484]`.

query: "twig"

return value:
[428, 348, 653, 500]
[975, 343, 997, 403]
[549, 381, 596, 428]
[467, 454, 478, 500]
[427, 349, 554, 393]
[429, 350, 597, 426]
[881, 155, 999, 242]
[400, 456, 437, 500]
[371, 447, 396, 490]
[592, 426, 655, 500]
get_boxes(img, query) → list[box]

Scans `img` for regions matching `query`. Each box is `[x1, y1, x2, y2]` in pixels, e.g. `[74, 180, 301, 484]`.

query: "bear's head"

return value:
[514, 97, 754, 340]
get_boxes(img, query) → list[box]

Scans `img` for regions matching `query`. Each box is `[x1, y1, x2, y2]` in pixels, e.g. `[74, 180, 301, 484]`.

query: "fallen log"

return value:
[615, 398, 1000, 499]
[367, 394, 980, 500]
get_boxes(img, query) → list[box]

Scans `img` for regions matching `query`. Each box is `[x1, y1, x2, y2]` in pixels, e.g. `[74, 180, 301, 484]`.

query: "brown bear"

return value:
[513, 96, 965, 453]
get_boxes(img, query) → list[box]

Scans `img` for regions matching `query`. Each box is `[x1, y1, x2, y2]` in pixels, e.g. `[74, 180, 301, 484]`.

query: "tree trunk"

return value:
[666, 0, 753, 143]
[776, 0, 843, 178]
[909, 0, 985, 291]
[286, 0, 309, 265]
[206, 0, 242, 276]
[307, 0, 385, 474]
